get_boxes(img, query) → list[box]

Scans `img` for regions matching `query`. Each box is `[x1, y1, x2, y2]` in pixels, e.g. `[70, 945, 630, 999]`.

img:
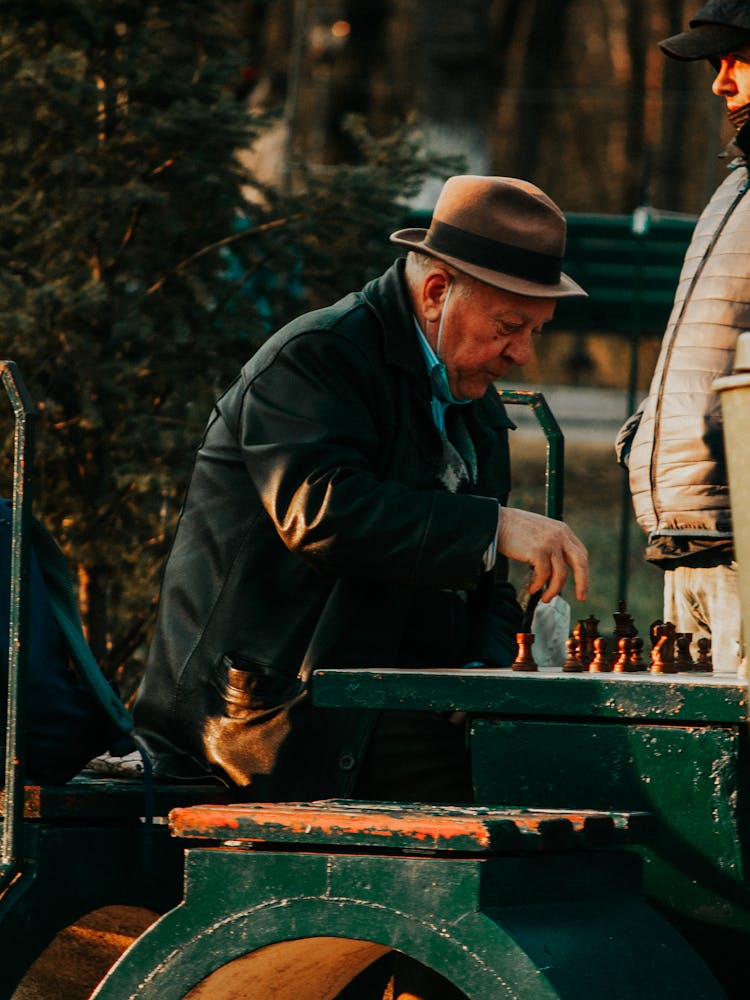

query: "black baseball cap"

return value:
[659, 1, 750, 61]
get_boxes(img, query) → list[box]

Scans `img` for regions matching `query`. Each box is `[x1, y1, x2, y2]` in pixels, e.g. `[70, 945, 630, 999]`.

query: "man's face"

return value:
[424, 272, 556, 400]
[712, 45, 750, 108]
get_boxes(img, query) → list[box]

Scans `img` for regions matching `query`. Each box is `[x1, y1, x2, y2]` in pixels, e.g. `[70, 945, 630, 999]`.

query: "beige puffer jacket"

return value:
[625, 157, 750, 543]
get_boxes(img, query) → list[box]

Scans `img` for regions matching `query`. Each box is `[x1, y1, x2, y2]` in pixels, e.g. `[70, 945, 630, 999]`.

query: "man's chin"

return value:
[452, 381, 494, 401]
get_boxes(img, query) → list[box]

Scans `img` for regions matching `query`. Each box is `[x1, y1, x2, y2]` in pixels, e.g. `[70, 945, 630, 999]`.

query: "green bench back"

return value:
[556, 210, 697, 334]
[402, 208, 698, 335]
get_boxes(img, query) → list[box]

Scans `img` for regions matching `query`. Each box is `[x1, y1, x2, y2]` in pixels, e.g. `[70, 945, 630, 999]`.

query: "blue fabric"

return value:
[0, 500, 113, 782]
[414, 319, 470, 433]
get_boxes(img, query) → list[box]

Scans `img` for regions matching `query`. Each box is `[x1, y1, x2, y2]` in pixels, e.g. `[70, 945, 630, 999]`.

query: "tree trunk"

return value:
[78, 563, 109, 666]
[413, 0, 497, 194]
[657, 0, 694, 210]
[624, 0, 648, 210]
[514, 0, 573, 181]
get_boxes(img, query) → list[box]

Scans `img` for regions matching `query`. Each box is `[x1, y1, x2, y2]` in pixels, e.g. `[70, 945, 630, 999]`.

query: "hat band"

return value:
[425, 220, 563, 285]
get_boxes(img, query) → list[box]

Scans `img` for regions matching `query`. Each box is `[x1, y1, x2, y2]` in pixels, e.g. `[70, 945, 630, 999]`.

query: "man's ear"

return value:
[422, 270, 452, 323]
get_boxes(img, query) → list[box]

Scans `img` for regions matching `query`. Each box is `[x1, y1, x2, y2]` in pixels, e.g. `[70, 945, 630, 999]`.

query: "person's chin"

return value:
[460, 380, 494, 400]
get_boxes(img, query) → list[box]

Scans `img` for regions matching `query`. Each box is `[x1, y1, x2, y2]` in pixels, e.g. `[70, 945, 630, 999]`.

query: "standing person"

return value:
[618, 1, 750, 678]
[133, 174, 589, 804]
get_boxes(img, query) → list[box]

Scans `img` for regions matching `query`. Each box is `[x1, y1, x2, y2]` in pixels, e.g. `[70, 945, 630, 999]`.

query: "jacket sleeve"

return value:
[478, 557, 523, 666]
[234, 330, 500, 591]
[615, 401, 644, 469]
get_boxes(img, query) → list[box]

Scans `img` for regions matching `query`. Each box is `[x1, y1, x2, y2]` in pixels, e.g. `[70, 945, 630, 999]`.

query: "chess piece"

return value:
[585, 615, 600, 642]
[612, 636, 632, 672]
[562, 635, 584, 672]
[573, 621, 590, 667]
[650, 623, 677, 673]
[649, 619, 664, 650]
[628, 636, 647, 672]
[512, 632, 538, 672]
[695, 637, 713, 672]
[577, 616, 600, 668]
[613, 601, 637, 641]
[675, 633, 694, 672]
[589, 635, 612, 672]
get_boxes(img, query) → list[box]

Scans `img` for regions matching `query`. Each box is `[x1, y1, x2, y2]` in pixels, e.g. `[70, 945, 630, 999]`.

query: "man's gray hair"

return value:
[404, 251, 472, 297]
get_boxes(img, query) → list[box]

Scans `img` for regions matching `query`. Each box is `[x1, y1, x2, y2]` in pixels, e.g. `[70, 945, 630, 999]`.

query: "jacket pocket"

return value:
[203, 654, 310, 789]
[216, 653, 303, 719]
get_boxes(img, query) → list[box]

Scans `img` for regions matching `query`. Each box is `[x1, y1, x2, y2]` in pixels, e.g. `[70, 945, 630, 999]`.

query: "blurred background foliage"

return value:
[0, 0, 459, 691]
[238, 0, 728, 215]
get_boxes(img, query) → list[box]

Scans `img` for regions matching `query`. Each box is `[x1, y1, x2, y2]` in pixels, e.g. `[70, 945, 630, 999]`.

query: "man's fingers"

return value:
[560, 531, 589, 601]
[498, 507, 589, 602]
[541, 551, 569, 601]
[527, 561, 551, 597]
[568, 540, 589, 601]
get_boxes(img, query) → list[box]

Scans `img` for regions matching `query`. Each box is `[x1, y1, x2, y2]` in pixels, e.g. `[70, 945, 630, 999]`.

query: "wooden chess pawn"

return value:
[628, 636, 647, 672]
[512, 632, 538, 672]
[562, 635, 584, 672]
[675, 633, 694, 672]
[695, 637, 713, 672]
[588, 636, 612, 672]
[612, 636, 632, 672]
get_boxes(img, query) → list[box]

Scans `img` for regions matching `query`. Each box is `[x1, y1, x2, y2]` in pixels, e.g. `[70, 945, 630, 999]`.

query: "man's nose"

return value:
[713, 59, 737, 96]
[505, 329, 535, 367]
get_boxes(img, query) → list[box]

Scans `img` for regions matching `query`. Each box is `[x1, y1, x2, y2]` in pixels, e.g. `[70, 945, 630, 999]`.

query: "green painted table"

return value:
[90, 667, 746, 999]
[313, 666, 750, 997]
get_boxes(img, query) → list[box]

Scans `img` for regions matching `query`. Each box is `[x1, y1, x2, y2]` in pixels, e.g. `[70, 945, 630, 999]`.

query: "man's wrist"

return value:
[481, 503, 502, 571]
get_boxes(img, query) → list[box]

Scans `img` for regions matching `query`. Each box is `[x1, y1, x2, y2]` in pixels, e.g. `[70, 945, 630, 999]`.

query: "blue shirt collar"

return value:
[414, 318, 470, 433]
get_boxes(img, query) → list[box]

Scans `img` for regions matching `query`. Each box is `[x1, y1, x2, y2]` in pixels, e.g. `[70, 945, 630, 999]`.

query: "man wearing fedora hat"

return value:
[618, 0, 750, 678]
[133, 175, 589, 808]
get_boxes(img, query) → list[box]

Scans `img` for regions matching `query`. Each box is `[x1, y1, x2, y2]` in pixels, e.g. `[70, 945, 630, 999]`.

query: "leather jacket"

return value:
[133, 260, 522, 799]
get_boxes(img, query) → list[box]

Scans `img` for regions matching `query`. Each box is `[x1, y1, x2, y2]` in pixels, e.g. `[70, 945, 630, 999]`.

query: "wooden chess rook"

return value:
[512, 632, 538, 672]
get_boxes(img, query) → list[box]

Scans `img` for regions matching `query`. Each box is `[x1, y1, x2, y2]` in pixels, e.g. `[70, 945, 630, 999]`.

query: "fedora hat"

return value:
[390, 175, 586, 299]
[659, 1, 750, 61]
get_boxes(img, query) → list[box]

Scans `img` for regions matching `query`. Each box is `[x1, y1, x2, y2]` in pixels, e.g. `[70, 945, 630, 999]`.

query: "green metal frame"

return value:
[0, 777, 233, 999]
[0, 365, 235, 998]
[496, 389, 564, 521]
[0, 361, 34, 891]
[312, 667, 748, 721]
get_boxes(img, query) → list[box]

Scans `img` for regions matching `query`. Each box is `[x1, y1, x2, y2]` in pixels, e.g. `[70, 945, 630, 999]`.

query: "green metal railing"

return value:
[497, 389, 564, 521]
[497, 389, 563, 629]
[0, 362, 35, 888]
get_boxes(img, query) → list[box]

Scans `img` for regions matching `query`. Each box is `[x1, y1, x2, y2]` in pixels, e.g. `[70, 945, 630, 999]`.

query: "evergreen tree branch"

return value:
[145, 214, 303, 294]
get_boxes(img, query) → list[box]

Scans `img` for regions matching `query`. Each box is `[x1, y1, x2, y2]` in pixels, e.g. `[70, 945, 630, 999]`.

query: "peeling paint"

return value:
[168, 801, 651, 859]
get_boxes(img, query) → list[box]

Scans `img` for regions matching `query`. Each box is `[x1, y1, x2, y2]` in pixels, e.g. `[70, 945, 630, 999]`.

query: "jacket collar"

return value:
[361, 258, 430, 392]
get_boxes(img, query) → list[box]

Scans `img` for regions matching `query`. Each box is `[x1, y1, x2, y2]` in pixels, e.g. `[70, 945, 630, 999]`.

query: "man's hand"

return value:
[497, 507, 589, 603]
